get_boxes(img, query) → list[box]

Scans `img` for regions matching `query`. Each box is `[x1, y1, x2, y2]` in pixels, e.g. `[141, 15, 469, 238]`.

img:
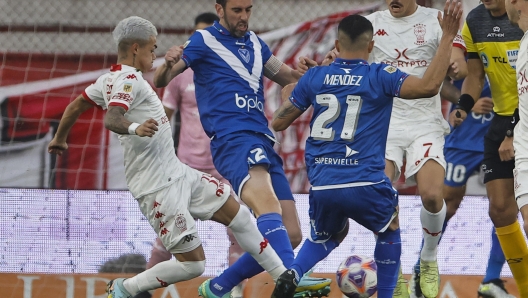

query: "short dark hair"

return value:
[216, 0, 227, 7]
[195, 12, 219, 26]
[337, 14, 373, 43]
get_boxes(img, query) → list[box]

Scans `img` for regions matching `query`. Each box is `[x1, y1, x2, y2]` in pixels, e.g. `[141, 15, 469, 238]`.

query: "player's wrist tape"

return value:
[455, 94, 475, 114]
[128, 123, 140, 135]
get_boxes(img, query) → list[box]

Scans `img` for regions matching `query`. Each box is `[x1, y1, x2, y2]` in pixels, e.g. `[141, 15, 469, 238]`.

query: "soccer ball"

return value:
[336, 255, 377, 298]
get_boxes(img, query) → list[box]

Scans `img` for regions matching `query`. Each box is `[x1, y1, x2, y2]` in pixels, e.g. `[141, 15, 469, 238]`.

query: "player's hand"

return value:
[164, 45, 184, 69]
[472, 97, 494, 114]
[321, 48, 338, 66]
[297, 57, 318, 76]
[438, 0, 463, 38]
[448, 108, 466, 128]
[499, 136, 515, 161]
[136, 119, 159, 137]
[48, 138, 68, 156]
[447, 61, 459, 80]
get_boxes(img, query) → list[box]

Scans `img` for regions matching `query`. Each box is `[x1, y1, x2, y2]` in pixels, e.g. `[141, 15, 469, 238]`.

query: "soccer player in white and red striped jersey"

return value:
[366, 3, 467, 297]
[47, 16, 287, 298]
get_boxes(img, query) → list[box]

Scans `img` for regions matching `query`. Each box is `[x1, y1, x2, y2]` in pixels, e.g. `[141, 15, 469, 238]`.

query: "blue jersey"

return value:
[444, 80, 493, 152]
[181, 21, 273, 138]
[290, 58, 408, 187]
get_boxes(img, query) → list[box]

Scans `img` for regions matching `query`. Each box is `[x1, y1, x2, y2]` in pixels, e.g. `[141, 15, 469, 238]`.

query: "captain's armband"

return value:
[264, 55, 283, 78]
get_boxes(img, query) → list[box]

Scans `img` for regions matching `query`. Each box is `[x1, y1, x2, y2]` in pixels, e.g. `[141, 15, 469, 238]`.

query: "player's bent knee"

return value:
[180, 260, 206, 278]
[227, 205, 253, 232]
[488, 207, 518, 226]
[418, 187, 443, 203]
[332, 221, 350, 244]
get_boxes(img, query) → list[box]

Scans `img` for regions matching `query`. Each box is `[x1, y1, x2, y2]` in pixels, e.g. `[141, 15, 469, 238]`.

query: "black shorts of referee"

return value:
[483, 113, 515, 183]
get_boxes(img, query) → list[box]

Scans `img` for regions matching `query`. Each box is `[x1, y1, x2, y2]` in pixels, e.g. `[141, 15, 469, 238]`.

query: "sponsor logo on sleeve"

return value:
[111, 92, 133, 103]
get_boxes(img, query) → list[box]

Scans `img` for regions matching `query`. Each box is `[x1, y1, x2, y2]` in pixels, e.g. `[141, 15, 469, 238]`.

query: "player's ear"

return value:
[334, 39, 340, 53]
[215, 4, 224, 18]
[132, 43, 139, 54]
[368, 40, 374, 54]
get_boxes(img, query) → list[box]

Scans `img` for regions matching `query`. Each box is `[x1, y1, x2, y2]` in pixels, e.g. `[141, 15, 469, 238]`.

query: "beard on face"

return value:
[224, 15, 248, 37]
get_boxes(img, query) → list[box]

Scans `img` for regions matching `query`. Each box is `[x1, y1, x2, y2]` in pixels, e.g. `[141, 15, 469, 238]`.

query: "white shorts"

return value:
[137, 163, 230, 254]
[514, 125, 528, 207]
[386, 122, 447, 184]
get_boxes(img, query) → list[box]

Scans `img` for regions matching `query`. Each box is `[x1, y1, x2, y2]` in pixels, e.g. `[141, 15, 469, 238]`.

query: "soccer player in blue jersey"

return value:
[268, 2, 463, 297]
[153, 0, 331, 297]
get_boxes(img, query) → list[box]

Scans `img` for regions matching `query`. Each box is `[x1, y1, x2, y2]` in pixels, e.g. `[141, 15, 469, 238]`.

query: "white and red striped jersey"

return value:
[366, 6, 466, 123]
[83, 64, 181, 198]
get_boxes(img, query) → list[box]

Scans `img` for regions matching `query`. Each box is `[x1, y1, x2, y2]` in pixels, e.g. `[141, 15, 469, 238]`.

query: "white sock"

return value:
[228, 206, 286, 280]
[123, 259, 205, 295]
[420, 200, 446, 262]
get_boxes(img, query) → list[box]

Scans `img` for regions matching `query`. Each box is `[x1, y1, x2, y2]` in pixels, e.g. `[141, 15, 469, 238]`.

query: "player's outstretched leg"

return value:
[376, 228, 402, 298]
[200, 197, 291, 298]
[201, 165, 330, 297]
[107, 257, 206, 297]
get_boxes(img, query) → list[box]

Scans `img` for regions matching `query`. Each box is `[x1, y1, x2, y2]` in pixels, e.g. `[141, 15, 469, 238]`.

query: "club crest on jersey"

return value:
[238, 48, 250, 63]
[507, 49, 519, 69]
[383, 65, 397, 74]
[413, 24, 426, 45]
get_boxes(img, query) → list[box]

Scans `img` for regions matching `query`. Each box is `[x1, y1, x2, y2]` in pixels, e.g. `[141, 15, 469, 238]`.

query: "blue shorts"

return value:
[308, 179, 398, 243]
[210, 131, 294, 200]
[444, 147, 483, 187]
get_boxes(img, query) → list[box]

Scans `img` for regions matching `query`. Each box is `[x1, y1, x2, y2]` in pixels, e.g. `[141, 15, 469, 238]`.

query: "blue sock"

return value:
[290, 239, 339, 283]
[483, 227, 506, 283]
[209, 212, 294, 296]
[414, 219, 449, 274]
[375, 229, 402, 298]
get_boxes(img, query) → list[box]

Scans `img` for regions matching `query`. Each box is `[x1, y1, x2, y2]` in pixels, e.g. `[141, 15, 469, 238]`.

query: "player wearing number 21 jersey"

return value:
[270, 11, 462, 298]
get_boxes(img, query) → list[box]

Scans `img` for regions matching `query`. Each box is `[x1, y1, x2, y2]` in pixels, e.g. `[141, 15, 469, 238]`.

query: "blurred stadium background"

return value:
[1, 0, 521, 297]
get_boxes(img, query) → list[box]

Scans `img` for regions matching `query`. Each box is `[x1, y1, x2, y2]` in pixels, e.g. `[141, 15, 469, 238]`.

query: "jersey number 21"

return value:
[311, 94, 362, 142]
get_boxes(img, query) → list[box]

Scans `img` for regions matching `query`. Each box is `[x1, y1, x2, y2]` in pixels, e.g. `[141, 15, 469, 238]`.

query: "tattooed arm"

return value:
[105, 106, 133, 134]
[272, 83, 305, 131]
[105, 106, 159, 137]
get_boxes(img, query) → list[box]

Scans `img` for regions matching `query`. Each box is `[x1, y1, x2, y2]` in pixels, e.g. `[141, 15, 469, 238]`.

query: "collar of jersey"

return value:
[110, 64, 141, 73]
[332, 58, 368, 65]
[212, 20, 250, 38]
